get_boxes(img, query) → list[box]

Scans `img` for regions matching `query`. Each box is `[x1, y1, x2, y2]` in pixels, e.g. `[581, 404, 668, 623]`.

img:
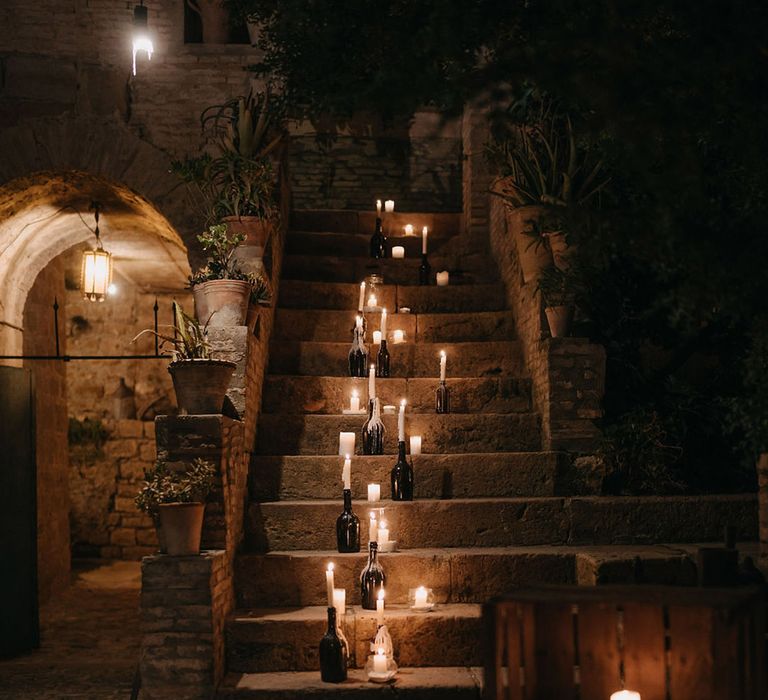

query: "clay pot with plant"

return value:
[536, 265, 576, 338]
[133, 301, 236, 415]
[246, 273, 272, 332]
[135, 458, 216, 556]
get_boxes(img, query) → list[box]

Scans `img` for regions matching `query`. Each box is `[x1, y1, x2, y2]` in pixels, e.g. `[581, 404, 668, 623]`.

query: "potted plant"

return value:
[134, 301, 236, 414]
[536, 265, 576, 338]
[246, 273, 272, 332]
[190, 223, 253, 327]
[135, 458, 216, 556]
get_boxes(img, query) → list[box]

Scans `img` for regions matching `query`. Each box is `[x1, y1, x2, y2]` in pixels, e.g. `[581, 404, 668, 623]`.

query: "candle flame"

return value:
[327, 562, 334, 572]
[400, 398, 406, 407]
[376, 647, 385, 656]
[360, 281, 365, 289]
[344, 453, 350, 460]
[417, 585, 426, 594]
[440, 350, 446, 359]
[423, 226, 428, 234]
[378, 588, 385, 601]
[380, 521, 388, 529]
[370, 511, 376, 519]
[352, 389, 358, 398]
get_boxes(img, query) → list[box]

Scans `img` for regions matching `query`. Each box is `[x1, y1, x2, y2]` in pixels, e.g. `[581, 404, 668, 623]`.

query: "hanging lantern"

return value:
[132, 1, 153, 76]
[81, 203, 113, 303]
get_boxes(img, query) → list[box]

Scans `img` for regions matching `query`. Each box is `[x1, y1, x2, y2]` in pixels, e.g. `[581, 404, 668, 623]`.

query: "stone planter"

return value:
[505, 205, 553, 284]
[156, 503, 205, 556]
[168, 359, 236, 415]
[186, 0, 230, 43]
[545, 305, 574, 338]
[193, 279, 251, 327]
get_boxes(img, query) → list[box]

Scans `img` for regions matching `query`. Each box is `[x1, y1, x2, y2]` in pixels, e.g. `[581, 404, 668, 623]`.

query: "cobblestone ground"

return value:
[0, 560, 141, 700]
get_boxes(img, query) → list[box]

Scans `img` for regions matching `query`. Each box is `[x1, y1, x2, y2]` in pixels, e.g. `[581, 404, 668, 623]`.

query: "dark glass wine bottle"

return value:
[418, 253, 431, 286]
[319, 606, 347, 683]
[360, 541, 386, 610]
[370, 217, 387, 259]
[336, 489, 360, 553]
[362, 397, 386, 455]
[348, 325, 368, 377]
[376, 338, 390, 378]
[436, 380, 450, 414]
[390, 440, 414, 501]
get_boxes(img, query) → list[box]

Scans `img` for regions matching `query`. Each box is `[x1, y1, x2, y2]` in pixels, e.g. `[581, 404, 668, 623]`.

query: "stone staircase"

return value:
[216, 212, 756, 698]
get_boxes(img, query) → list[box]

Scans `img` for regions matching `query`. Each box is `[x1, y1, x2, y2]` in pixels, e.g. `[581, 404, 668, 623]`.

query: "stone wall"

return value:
[22, 257, 70, 604]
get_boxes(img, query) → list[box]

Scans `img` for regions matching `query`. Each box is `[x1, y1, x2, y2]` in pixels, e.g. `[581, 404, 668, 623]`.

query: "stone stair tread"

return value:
[217, 667, 482, 699]
[231, 603, 480, 623]
[289, 210, 462, 236]
[285, 231, 455, 258]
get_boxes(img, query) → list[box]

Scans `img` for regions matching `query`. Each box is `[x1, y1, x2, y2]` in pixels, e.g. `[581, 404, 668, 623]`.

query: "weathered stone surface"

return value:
[285, 231, 453, 258]
[249, 453, 559, 501]
[291, 210, 462, 236]
[254, 413, 541, 456]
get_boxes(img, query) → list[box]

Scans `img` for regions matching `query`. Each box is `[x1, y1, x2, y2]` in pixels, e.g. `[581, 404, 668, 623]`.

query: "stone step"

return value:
[277, 281, 507, 313]
[254, 413, 541, 456]
[225, 604, 482, 673]
[261, 376, 532, 415]
[273, 310, 515, 343]
[290, 210, 462, 236]
[245, 495, 757, 552]
[285, 231, 455, 258]
[281, 254, 495, 285]
[267, 341, 524, 378]
[234, 544, 707, 608]
[249, 452, 560, 501]
[217, 667, 482, 700]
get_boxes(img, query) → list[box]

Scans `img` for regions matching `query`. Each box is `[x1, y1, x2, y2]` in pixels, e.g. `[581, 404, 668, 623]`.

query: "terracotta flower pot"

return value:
[545, 305, 575, 338]
[193, 279, 251, 326]
[505, 205, 553, 284]
[223, 216, 272, 278]
[168, 358, 236, 415]
[157, 503, 205, 556]
[186, 0, 230, 43]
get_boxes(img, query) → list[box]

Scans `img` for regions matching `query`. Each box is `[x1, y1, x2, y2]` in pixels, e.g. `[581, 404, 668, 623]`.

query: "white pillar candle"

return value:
[404, 224, 414, 236]
[393, 329, 405, 344]
[436, 270, 449, 286]
[376, 199, 382, 215]
[380, 308, 387, 337]
[367, 484, 381, 502]
[358, 282, 366, 311]
[377, 522, 389, 545]
[410, 435, 422, 455]
[369, 511, 378, 542]
[391, 246, 405, 259]
[325, 563, 334, 607]
[398, 399, 406, 442]
[339, 432, 355, 457]
[342, 455, 351, 491]
[333, 587, 346, 617]
[350, 390, 360, 412]
[373, 648, 387, 673]
[368, 365, 376, 401]
[610, 693, 641, 700]
[422, 226, 428, 254]
[384, 200, 395, 213]
[414, 586, 428, 608]
[372, 330, 382, 345]
[376, 589, 385, 627]
[440, 350, 447, 381]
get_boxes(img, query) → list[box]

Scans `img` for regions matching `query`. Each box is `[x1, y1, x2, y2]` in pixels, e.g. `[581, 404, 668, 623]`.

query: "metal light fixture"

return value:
[132, 1, 153, 76]
[81, 202, 113, 303]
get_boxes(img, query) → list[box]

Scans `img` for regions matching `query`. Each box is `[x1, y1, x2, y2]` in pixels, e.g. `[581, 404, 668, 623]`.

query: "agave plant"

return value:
[132, 301, 211, 361]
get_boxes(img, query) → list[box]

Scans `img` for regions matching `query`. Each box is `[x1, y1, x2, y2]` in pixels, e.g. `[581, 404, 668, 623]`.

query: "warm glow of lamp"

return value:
[132, 1, 154, 76]
[81, 203, 113, 302]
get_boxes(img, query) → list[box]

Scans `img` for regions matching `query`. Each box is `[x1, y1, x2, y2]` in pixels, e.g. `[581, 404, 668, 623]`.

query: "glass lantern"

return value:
[364, 273, 383, 311]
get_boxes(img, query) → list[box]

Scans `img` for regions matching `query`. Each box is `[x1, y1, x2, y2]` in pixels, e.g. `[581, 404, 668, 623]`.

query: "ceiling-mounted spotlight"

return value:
[132, 1, 153, 76]
[81, 202, 113, 303]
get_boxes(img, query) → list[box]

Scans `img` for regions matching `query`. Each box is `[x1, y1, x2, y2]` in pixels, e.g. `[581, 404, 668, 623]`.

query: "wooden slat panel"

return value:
[483, 602, 503, 700]
[520, 602, 537, 700]
[578, 602, 619, 700]
[713, 608, 742, 700]
[505, 603, 524, 700]
[623, 603, 667, 700]
[533, 602, 576, 700]
[668, 605, 714, 700]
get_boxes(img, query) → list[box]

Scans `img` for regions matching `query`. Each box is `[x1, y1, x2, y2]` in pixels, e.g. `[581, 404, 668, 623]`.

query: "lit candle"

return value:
[376, 589, 385, 627]
[325, 563, 335, 607]
[414, 586, 428, 608]
[358, 282, 365, 312]
[610, 693, 641, 700]
[380, 308, 387, 337]
[367, 293, 377, 308]
[410, 435, 422, 455]
[404, 224, 414, 236]
[436, 270, 449, 286]
[342, 455, 351, 491]
[373, 330, 382, 345]
[373, 647, 387, 673]
[377, 521, 389, 545]
[339, 432, 355, 457]
[393, 329, 405, 344]
[398, 399, 406, 442]
[440, 350, 447, 382]
[376, 199, 382, 215]
[368, 365, 376, 401]
[367, 484, 381, 502]
[422, 226, 428, 254]
[391, 246, 405, 259]
[384, 200, 395, 213]
[369, 511, 378, 542]
[356, 315, 363, 332]
[333, 587, 346, 617]
[350, 390, 360, 412]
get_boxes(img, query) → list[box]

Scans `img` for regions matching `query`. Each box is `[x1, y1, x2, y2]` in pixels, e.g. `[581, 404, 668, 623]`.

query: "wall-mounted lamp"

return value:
[132, 1, 153, 76]
[81, 202, 113, 302]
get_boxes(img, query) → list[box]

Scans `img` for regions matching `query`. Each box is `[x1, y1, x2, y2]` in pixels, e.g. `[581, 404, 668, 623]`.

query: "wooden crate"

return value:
[483, 585, 767, 700]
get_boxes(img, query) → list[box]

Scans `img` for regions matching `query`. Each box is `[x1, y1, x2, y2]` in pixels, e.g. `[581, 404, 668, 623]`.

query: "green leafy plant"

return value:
[250, 273, 272, 305]
[68, 417, 110, 448]
[189, 223, 252, 286]
[135, 458, 216, 513]
[132, 301, 211, 361]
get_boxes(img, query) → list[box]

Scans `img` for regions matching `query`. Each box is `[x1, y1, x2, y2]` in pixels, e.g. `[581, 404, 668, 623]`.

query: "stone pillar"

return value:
[759, 453, 768, 569]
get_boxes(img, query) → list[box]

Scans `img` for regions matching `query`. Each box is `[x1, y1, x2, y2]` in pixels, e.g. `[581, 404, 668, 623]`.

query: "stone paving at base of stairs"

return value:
[0, 560, 141, 700]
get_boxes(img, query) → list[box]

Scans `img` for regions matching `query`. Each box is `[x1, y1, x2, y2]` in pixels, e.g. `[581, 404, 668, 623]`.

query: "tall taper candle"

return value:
[381, 308, 387, 337]
[376, 199, 382, 215]
[342, 455, 351, 491]
[368, 365, 376, 401]
[358, 282, 366, 311]
[325, 563, 335, 606]
[376, 589, 385, 627]
[369, 511, 378, 542]
[440, 350, 447, 381]
[422, 226, 428, 254]
[398, 399, 406, 442]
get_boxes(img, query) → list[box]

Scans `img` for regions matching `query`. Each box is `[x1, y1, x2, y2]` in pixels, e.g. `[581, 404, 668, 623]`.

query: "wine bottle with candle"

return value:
[336, 489, 361, 553]
[319, 606, 347, 682]
[348, 319, 368, 378]
[390, 440, 414, 500]
[362, 397, 386, 455]
[376, 338, 390, 378]
[436, 381, 450, 414]
[360, 541, 386, 610]
[370, 217, 387, 259]
[418, 252, 431, 286]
